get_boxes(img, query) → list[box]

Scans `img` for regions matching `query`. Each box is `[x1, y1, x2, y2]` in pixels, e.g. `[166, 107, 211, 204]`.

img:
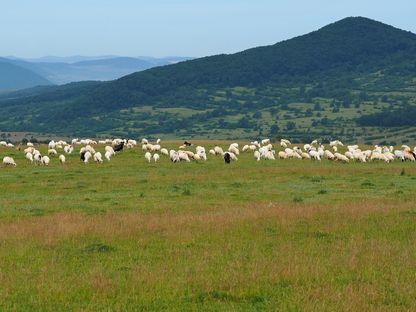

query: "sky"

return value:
[1, 0, 415, 58]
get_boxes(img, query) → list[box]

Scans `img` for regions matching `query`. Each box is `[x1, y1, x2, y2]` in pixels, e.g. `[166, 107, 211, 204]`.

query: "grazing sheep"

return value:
[93, 152, 103, 163]
[223, 152, 231, 164]
[145, 152, 151, 163]
[64, 145, 74, 154]
[59, 154, 66, 165]
[25, 152, 34, 163]
[41, 156, 50, 166]
[105, 151, 112, 161]
[228, 145, 239, 155]
[278, 151, 288, 159]
[254, 151, 261, 161]
[334, 153, 349, 163]
[83, 152, 92, 163]
[105, 146, 115, 155]
[178, 151, 191, 162]
[113, 142, 124, 152]
[214, 146, 224, 155]
[209, 149, 216, 155]
[324, 150, 335, 160]
[48, 149, 57, 156]
[161, 148, 169, 156]
[3, 156, 16, 167]
[153, 153, 160, 162]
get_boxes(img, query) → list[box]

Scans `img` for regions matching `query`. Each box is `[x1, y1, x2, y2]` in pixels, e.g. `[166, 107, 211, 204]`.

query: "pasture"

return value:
[1, 141, 416, 310]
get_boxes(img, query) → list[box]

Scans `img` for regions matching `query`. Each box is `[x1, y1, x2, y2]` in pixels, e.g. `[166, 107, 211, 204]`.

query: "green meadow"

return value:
[0, 141, 416, 310]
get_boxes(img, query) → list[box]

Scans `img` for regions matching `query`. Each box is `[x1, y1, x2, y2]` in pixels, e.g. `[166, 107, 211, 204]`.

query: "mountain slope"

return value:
[1, 17, 416, 142]
[0, 58, 52, 91]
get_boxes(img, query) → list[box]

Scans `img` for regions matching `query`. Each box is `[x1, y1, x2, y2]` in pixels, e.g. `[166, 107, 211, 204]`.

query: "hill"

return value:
[1, 17, 416, 143]
[0, 58, 52, 91]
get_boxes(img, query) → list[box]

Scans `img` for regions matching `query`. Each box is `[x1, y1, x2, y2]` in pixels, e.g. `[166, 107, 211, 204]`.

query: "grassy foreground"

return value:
[1, 141, 416, 310]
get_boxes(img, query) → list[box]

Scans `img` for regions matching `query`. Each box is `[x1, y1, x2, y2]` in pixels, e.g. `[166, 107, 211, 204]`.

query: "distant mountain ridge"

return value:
[0, 55, 193, 88]
[1, 17, 416, 143]
[0, 58, 52, 91]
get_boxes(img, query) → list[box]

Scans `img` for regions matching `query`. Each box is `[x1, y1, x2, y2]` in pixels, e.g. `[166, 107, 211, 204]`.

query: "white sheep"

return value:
[94, 152, 103, 163]
[105, 151, 112, 161]
[25, 152, 34, 163]
[3, 156, 16, 167]
[41, 156, 50, 166]
[153, 153, 160, 162]
[84, 151, 92, 163]
[59, 154, 66, 165]
[145, 152, 151, 163]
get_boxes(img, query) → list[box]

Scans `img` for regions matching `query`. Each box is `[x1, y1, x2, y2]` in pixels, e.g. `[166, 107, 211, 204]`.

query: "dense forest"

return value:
[0, 17, 415, 143]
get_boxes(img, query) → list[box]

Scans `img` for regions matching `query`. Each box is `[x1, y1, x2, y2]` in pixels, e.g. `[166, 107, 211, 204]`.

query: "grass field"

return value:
[1, 141, 416, 310]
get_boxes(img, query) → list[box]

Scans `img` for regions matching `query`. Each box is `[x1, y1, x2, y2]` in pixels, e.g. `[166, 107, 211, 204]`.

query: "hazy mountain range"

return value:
[0, 56, 192, 90]
[0, 17, 415, 143]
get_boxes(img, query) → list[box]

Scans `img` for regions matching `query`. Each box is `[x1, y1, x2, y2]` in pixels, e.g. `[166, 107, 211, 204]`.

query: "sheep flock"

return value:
[1, 137, 416, 168]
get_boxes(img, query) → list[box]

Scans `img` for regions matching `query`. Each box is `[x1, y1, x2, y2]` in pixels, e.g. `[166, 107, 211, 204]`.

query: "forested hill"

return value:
[1, 17, 416, 143]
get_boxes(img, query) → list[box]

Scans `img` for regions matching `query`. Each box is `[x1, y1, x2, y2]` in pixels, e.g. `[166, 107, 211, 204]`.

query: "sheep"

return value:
[24, 147, 34, 154]
[41, 156, 50, 166]
[170, 151, 180, 163]
[48, 149, 57, 156]
[278, 151, 288, 159]
[242, 145, 249, 152]
[301, 152, 311, 159]
[156, 138, 161, 144]
[93, 152, 103, 163]
[105, 151, 112, 161]
[324, 150, 335, 160]
[25, 152, 34, 163]
[153, 153, 160, 162]
[64, 145, 74, 154]
[161, 148, 169, 156]
[214, 146, 224, 155]
[105, 146, 115, 155]
[254, 151, 261, 161]
[83, 151, 92, 163]
[34, 152, 42, 164]
[145, 152, 151, 163]
[223, 152, 231, 164]
[48, 140, 56, 149]
[228, 145, 239, 155]
[261, 139, 270, 145]
[113, 142, 124, 152]
[264, 151, 275, 160]
[3, 156, 16, 167]
[141, 138, 148, 144]
[59, 154, 66, 165]
[334, 153, 349, 163]
[178, 151, 191, 162]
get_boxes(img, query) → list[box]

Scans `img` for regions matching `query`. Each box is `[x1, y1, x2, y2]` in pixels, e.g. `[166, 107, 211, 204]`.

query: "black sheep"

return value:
[80, 151, 86, 161]
[223, 152, 231, 164]
[184, 141, 192, 146]
[114, 141, 125, 152]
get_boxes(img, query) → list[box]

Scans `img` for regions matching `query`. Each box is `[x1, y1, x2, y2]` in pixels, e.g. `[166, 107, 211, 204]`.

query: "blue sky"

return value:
[1, 0, 415, 58]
